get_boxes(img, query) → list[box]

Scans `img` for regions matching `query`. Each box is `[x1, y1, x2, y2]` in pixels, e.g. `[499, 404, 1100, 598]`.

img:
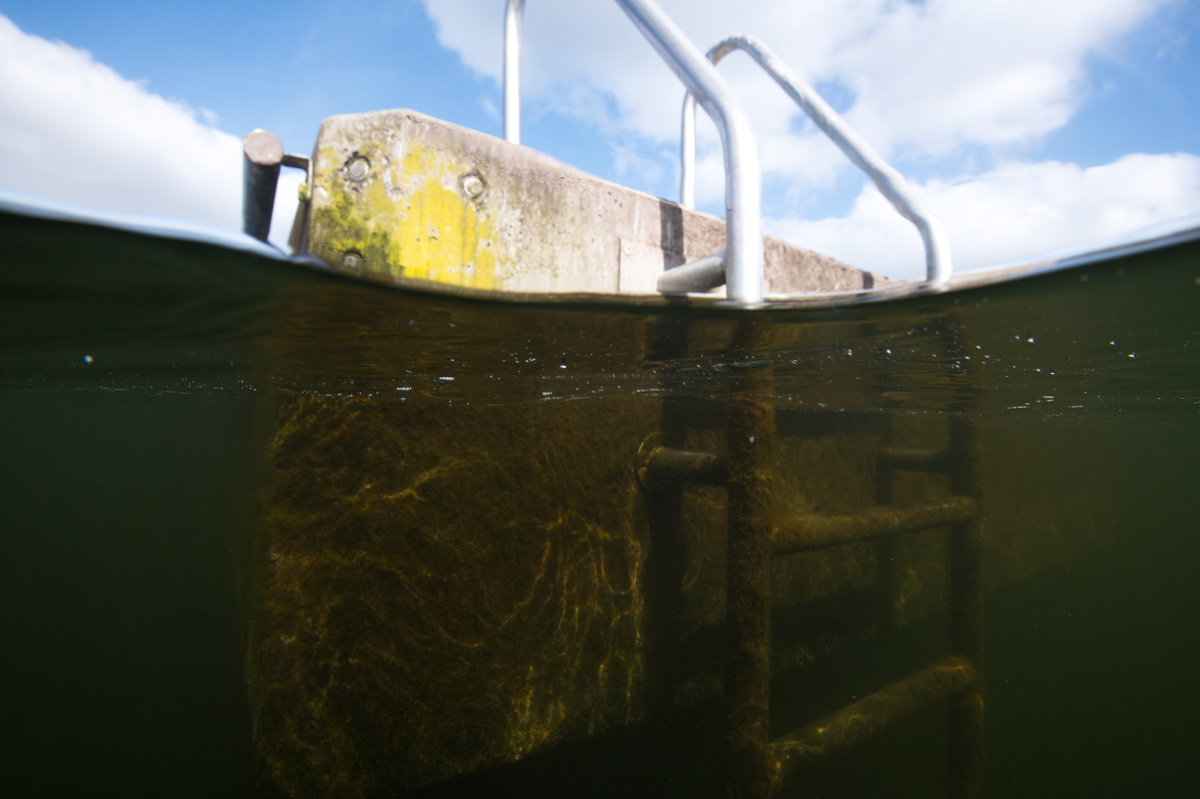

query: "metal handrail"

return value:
[503, 0, 764, 303]
[503, 0, 524, 144]
[681, 33, 953, 287]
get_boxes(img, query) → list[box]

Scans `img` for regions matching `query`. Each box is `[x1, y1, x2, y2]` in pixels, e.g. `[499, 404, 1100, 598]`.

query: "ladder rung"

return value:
[771, 655, 978, 788]
[635, 438, 728, 487]
[772, 496, 977, 555]
[878, 446, 952, 472]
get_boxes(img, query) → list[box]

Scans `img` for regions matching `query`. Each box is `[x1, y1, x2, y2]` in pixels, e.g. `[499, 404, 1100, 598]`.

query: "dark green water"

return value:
[2, 208, 1197, 797]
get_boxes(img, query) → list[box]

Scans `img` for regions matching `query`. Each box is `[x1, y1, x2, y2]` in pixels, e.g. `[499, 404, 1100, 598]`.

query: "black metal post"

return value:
[243, 129, 284, 242]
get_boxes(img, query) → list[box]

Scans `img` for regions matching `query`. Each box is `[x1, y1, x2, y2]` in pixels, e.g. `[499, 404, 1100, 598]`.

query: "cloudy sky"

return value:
[1, 0, 1197, 279]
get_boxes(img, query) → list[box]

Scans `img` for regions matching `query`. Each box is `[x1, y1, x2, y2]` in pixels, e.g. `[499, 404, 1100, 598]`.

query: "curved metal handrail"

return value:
[503, 0, 764, 302]
[681, 33, 952, 287]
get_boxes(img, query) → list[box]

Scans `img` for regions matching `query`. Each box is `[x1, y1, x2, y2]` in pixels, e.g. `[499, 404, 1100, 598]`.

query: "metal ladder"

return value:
[244, 1, 952, 303]
[636, 314, 985, 798]
[503, 0, 952, 302]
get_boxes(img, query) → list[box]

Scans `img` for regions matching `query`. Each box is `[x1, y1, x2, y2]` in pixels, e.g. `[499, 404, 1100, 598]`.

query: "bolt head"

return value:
[461, 173, 485, 200]
[346, 156, 370, 182]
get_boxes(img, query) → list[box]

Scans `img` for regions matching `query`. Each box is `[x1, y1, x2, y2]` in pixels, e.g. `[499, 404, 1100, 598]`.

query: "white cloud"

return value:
[829, 0, 1168, 160]
[0, 15, 298, 248]
[768, 153, 1200, 280]
[422, 0, 1197, 281]
[423, 1, 1171, 190]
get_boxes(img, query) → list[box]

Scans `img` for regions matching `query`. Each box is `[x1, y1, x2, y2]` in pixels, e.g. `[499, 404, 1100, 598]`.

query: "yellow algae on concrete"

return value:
[308, 133, 504, 290]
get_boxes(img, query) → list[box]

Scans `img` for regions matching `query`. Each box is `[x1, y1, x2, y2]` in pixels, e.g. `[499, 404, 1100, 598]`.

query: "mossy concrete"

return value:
[241, 292, 1121, 797]
[300, 109, 879, 297]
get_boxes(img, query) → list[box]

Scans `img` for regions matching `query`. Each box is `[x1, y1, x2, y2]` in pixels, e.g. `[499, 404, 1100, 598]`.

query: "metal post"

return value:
[722, 321, 774, 799]
[243, 129, 284, 242]
[615, 0, 763, 303]
[243, 130, 310, 245]
[503, 0, 525, 144]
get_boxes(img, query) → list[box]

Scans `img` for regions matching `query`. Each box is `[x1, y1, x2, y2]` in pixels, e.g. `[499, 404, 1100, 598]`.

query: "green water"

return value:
[2, 209, 1197, 798]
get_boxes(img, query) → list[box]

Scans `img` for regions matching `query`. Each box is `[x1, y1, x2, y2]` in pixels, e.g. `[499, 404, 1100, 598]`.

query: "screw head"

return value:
[346, 156, 370, 182]
[461, 173, 485, 200]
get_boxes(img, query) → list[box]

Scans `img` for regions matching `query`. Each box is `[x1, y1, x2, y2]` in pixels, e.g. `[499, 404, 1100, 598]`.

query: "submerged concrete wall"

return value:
[240, 283, 1122, 797]
[248, 395, 653, 797]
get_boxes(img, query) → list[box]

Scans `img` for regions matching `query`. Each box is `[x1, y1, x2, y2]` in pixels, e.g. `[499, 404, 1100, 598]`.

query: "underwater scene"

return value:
[2, 207, 1197, 798]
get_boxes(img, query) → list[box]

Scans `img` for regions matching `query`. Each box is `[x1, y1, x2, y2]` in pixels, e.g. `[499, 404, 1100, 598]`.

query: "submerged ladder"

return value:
[636, 315, 984, 798]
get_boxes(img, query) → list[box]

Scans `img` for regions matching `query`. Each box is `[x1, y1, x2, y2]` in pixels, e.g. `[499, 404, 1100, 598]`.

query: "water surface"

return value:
[2, 208, 1197, 797]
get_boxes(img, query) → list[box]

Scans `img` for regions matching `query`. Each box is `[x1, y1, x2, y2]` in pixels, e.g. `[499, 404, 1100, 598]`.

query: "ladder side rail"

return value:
[680, 33, 952, 287]
[503, 0, 765, 303]
[722, 323, 776, 799]
[948, 413, 985, 799]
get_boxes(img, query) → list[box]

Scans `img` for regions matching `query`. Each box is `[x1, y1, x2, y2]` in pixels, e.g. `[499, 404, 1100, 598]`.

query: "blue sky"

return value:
[1, 0, 1197, 280]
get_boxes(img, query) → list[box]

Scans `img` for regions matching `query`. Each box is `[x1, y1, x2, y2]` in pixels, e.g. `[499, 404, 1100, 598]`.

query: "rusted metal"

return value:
[721, 321, 775, 799]
[636, 433, 728, 488]
[948, 414, 985, 799]
[771, 655, 978, 789]
[772, 496, 978, 556]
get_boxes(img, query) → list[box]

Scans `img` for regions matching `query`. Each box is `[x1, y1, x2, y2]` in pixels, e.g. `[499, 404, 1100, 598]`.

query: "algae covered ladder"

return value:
[636, 313, 985, 798]
[516, 3, 981, 792]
